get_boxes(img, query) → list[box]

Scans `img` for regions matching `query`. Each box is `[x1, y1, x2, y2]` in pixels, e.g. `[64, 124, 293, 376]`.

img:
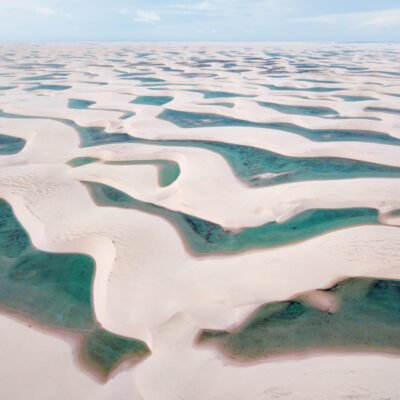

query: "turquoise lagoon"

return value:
[68, 158, 180, 187]
[258, 101, 338, 116]
[365, 106, 400, 115]
[198, 278, 400, 360]
[264, 84, 344, 92]
[2, 110, 400, 188]
[0, 133, 26, 155]
[68, 98, 96, 109]
[68, 157, 100, 167]
[85, 182, 380, 255]
[104, 159, 180, 187]
[192, 90, 255, 99]
[158, 109, 400, 146]
[131, 96, 173, 106]
[0, 199, 149, 377]
[337, 95, 377, 102]
[26, 84, 71, 91]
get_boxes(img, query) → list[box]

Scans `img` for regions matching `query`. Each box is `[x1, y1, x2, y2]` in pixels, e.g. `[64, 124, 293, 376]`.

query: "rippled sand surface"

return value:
[0, 42, 399, 399]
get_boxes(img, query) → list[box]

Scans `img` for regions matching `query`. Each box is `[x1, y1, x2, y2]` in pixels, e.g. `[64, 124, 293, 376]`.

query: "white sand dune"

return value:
[69, 142, 400, 228]
[0, 42, 399, 399]
[3, 313, 400, 400]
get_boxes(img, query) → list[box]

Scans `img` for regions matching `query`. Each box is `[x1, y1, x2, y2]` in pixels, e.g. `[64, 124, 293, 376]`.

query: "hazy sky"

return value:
[1, 0, 400, 41]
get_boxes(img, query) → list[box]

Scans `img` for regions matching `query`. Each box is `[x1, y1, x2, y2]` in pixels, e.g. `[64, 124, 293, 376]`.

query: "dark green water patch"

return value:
[26, 84, 71, 91]
[83, 328, 150, 376]
[2, 109, 400, 187]
[68, 157, 100, 167]
[84, 182, 380, 255]
[131, 96, 173, 106]
[61, 121, 400, 187]
[258, 101, 338, 116]
[68, 98, 96, 109]
[117, 72, 154, 78]
[158, 109, 400, 146]
[186, 140, 400, 187]
[193, 90, 255, 99]
[365, 106, 400, 115]
[129, 77, 165, 84]
[297, 79, 339, 84]
[206, 102, 235, 108]
[81, 81, 108, 86]
[120, 111, 136, 120]
[264, 84, 344, 92]
[182, 73, 217, 79]
[336, 95, 377, 102]
[21, 73, 69, 81]
[0, 199, 149, 377]
[0, 111, 134, 148]
[105, 159, 180, 187]
[229, 69, 250, 73]
[67, 157, 180, 187]
[0, 133, 26, 155]
[198, 278, 400, 360]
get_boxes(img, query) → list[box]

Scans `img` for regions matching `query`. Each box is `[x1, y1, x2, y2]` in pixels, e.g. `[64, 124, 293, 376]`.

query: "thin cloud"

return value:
[158, 0, 293, 18]
[165, 1, 213, 11]
[35, 7, 56, 16]
[0, 2, 58, 15]
[359, 9, 400, 28]
[158, 1, 216, 16]
[296, 8, 400, 29]
[134, 10, 161, 23]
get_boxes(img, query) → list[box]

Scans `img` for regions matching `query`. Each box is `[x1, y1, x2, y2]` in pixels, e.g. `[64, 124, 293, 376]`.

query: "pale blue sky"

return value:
[1, 0, 400, 41]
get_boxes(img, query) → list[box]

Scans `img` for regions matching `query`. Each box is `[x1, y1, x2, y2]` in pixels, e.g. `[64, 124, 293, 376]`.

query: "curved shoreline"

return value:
[0, 196, 150, 378]
[1, 42, 400, 400]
